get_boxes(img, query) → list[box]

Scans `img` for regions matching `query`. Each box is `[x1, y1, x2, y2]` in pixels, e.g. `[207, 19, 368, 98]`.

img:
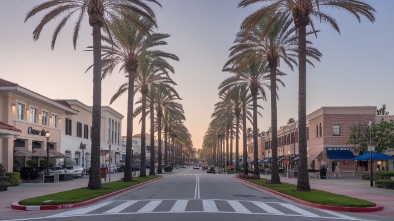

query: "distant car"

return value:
[181, 165, 186, 168]
[132, 162, 140, 171]
[109, 164, 117, 173]
[65, 165, 85, 178]
[207, 166, 216, 174]
[193, 164, 199, 169]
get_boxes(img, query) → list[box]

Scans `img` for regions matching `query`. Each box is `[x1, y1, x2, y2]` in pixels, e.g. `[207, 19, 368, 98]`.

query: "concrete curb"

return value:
[11, 176, 163, 211]
[234, 177, 384, 213]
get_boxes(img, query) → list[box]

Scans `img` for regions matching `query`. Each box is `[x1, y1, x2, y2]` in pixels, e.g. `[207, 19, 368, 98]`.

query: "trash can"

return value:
[100, 167, 108, 181]
[293, 170, 298, 178]
[54, 171, 60, 183]
[320, 165, 327, 179]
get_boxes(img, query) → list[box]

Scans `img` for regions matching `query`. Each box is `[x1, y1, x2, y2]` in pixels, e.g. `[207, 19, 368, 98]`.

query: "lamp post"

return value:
[108, 140, 112, 182]
[80, 141, 86, 173]
[131, 146, 134, 178]
[368, 121, 374, 187]
[45, 131, 50, 175]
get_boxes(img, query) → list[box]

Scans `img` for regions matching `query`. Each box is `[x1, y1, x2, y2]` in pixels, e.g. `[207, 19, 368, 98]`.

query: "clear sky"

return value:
[1, 0, 394, 150]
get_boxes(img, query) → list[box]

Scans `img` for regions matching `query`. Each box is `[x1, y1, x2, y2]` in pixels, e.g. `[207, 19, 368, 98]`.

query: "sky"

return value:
[1, 0, 394, 150]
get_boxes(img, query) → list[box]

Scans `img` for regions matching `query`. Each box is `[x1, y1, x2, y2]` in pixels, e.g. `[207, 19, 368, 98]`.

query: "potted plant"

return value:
[0, 163, 10, 191]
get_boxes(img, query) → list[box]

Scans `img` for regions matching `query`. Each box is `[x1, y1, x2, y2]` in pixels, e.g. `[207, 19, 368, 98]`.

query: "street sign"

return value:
[367, 146, 375, 151]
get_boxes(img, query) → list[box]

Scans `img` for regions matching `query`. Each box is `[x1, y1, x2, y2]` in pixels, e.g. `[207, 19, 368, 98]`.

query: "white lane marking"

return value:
[137, 200, 162, 213]
[280, 203, 319, 217]
[316, 209, 363, 220]
[170, 200, 188, 212]
[227, 200, 251, 213]
[194, 175, 200, 199]
[103, 200, 137, 214]
[50, 201, 113, 217]
[203, 200, 218, 212]
[253, 201, 284, 214]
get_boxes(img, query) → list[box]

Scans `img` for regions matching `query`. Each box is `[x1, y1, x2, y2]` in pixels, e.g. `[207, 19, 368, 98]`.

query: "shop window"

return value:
[333, 124, 340, 136]
[52, 114, 58, 128]
[42, 111, 48, 126]
[30, 107, 38, 123]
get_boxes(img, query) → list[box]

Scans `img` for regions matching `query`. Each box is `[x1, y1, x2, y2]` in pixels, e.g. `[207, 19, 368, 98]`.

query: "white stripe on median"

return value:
[280, 203, 319, 217]
[170, 200, 188, 212]
[203, 200, 218, 212]
[227, 200, 251, 213]
[103, 200, 137, 214]
[50, 201, 113, 217]
[253, 202, 284, 214]
[137, 200, 162, 213]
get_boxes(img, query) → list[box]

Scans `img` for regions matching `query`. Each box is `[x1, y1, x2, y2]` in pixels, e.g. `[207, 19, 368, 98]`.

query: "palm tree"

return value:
[239, 0, 375, 191]
[226, 13, 321, 184]
[99, 19, 176, 181]
[25, 0, 160, 189]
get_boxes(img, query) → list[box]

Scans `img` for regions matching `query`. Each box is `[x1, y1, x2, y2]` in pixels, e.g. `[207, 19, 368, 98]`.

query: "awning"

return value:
[13, 147, 32, 157]
[307, 148, 323, 166]
[31, 149, 56, 157]
[352, 152, 393, 161]
[49, 150, 67, 158]
[292, 155, 299, 161]
[278, 156, 284, 162]
[326, 148, 355, 160]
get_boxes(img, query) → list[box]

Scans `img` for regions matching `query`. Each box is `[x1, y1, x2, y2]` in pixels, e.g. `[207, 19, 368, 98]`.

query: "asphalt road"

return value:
[1, 167, 392, 221]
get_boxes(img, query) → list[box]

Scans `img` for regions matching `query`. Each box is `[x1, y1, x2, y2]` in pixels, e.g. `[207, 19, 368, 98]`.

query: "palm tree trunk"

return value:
[88, 23, 102, 190]
[140, 90, 147, 177]
[252, 93, 259, 175]
[235, 111, 240, 172]
[124, 65, 136, 182]
[270, 64, 280, 184]
[297, 23, 311, 191]
[242, 102, 248, 175]
[149, 94, 155, 175]
[226, 127, 229, 170]
[164, 123, 168, 166]
[157, 108, 163, 173]
[230, 123, 233, 167]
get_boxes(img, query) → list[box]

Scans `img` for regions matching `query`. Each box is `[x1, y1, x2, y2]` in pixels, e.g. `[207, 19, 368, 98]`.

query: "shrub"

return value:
[375, 180, 394, 189]
[0, 181, 10, 191]
[0, 163, 5, 176]
[237, 174, 260, 179]
[362, 172, 394, 181]
[362, 174, 370, 180]
[26, 160, 38, 168]
[5, 172, 20, 186]
[164, 165, 173, 172]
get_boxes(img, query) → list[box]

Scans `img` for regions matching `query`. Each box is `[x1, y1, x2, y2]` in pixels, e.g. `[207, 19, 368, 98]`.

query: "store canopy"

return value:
[352, 152, 393, 161]
[13, 147, 32, 157]
[31, 149, 56, 157]
[49, 150, 67, 158]
[307, 148, 323, 166]
[326, 148, 355, 160]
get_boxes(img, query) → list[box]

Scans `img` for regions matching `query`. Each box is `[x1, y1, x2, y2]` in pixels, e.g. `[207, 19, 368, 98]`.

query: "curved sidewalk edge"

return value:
[11, 176, 163, 211]
[234, 177, 383, 213]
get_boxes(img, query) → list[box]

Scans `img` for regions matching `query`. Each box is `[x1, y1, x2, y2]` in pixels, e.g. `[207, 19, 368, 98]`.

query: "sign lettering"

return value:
[27, 127, 47, 136]
[327, 147, 350, 151]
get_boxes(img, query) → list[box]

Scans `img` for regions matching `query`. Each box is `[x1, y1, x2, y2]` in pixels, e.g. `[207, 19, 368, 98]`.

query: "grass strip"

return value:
[245, 178, 375, 207]
[18, 176, 159, 205]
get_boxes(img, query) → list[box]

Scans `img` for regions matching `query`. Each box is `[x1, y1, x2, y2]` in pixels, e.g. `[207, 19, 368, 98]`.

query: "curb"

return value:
[11, 176, 163, 211]
[234, 177, 384, 213]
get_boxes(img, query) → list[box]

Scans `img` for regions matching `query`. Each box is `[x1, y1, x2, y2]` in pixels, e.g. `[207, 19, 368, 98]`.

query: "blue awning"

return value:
[326, 148, 355, 160]
[353, 152, 393, 161]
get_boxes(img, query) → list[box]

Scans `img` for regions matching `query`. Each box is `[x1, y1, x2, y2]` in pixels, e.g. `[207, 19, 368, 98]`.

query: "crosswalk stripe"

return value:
[170, 200, 188, 212]
[203, 200, 218, 212]
[252, 202, 284, 214]
[316, 209, 361, 220]
[103, 200, 137, 214]
[51, 201, 113, 217]
[227, 200, 251, 213]
[280, 203, 319, 217]
[137, 200, 162, 213]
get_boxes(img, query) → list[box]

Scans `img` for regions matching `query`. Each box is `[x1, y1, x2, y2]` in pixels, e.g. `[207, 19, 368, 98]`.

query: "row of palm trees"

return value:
[25, 0, 193, 190]
[202, 0, 375, 191]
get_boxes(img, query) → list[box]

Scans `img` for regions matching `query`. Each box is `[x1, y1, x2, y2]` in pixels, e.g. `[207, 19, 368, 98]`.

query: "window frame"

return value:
[77, 122, 82, 138]
[42, 110, 48, 126]
[333, 124, 341, 136]
[16, 102, 26, 121]
[52, 114, 58, 128]
[65, 118, 72, 135]
[30, 106, 38, 124]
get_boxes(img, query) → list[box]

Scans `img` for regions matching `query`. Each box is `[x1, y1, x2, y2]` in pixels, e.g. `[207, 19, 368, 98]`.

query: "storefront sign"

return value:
[27, 127, 46, 136]
[327, 147, 350, 151]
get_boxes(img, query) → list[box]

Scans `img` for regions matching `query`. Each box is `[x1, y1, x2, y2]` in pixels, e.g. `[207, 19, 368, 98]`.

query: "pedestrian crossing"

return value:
[49, 199, 365, 220]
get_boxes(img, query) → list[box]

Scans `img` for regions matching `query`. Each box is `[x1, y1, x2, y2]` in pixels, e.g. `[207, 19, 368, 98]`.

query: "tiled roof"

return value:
[0, 121, 21, 132]
[0, 78, 18, 87]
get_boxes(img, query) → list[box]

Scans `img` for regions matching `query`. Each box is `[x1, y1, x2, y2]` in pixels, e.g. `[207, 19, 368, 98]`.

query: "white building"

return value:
[100, 106, 123, 166]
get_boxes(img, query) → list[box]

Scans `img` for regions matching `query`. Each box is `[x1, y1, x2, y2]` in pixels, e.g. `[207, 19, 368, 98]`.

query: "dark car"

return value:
[207, 166, 216, 174]
[132, 162, 140, 171]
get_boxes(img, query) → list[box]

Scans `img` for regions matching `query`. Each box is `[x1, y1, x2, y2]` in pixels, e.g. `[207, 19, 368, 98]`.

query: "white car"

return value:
[65, 165, 85, 178]
[193, 164, 199, 169]
[109, 164, 117, 173]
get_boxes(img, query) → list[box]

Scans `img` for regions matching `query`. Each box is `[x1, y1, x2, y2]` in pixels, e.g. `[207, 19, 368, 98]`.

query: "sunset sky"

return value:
[1, 0, 393, 150]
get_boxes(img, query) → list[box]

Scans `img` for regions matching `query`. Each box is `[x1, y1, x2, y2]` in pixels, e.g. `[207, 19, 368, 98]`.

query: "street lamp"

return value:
[45, 131, 50, 175]
[80, 141, 86, 173]
[131, 146, 134, 178]
[108, 140, 112, 182]
[368, 121, 374, 187]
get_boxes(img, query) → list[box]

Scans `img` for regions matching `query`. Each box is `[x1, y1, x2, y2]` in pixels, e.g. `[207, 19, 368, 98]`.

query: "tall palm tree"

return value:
[99, 20, 176, 181]
[239, 0, 375, 191]
[226, 13, 321, 184]
[25, 0, 160, 189]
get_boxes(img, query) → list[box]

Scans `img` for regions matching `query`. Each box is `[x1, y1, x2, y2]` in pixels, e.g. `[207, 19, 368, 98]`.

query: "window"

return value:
[42, 111, 48, 126]
[30, 107, 38, 123]
[16, 103, 25, 120]
[333, 124, 340, 136]
[320, 123, 322, 137]
[52, 114, 58, 128]
[65, 118, 72, 135]
[77, 122, 82, 138]
[316, 125, 318, 138]
[84, 124, 89, 139]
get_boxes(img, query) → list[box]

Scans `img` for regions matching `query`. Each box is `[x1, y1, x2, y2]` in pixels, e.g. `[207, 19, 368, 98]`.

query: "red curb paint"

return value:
[11, 176, 163, 211]
[234, 177, 384, 213]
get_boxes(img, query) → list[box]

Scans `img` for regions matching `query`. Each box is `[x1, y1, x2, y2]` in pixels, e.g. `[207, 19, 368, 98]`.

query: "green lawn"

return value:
[245, 178, 375, 207]
[19, 176, 159, 206]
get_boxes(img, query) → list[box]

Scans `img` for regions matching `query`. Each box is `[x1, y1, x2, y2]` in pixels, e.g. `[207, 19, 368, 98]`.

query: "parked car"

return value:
[65, 165, 85, 178]
[207, 166, 216, 174]
[132, 162, 140, 171]
[109, 164, 117, 173]
[193, 164, 199, 169]
[51, 166, 65, 174]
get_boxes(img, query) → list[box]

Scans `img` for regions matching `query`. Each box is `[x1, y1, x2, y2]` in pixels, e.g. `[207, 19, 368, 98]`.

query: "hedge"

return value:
[361, 171, 394, 181]
[5, 172, 20, 186]
[374, 180, 394, 189]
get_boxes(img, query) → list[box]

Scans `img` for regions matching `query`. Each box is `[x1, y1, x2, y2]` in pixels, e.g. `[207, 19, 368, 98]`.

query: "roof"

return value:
[0, 78, 18, 87]
[0, 121, 21, 132]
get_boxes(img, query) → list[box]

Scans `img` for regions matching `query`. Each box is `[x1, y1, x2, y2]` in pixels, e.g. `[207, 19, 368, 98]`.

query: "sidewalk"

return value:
[0, 172, 128, 219]
[264, 174, 394, 217]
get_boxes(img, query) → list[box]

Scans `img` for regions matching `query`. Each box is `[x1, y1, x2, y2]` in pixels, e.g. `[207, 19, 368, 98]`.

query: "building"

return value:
[100, 106, 123, 166]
